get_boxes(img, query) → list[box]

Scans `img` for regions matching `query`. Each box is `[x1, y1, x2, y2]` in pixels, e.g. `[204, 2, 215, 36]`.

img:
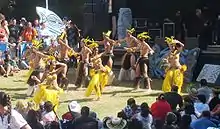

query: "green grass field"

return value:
[0, 69, 179, 119]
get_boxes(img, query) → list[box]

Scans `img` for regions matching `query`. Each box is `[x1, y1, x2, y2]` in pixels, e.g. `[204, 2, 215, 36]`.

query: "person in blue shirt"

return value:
[190, 111, 217, 129]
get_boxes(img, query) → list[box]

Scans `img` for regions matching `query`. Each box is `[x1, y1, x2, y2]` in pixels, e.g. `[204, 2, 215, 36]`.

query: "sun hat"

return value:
[106, 117, 127, 129]
[68, 101, 81, 113]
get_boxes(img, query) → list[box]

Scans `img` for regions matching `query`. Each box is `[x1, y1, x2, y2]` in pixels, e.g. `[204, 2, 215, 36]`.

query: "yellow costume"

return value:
[162, 37, 187, 94]
[85, 65, 111, 98]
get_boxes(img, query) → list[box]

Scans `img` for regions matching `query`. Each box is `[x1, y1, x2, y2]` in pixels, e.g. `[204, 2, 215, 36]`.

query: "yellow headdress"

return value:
[165, 36, 175, 45]
[137, 32, 151, 40]
[127, 28, 135, 34]
[32, 39, 43, 50]
[45, 55, 56, 64]
[103, 30, 112, 37]
[87, 41, 99, 49]
[82, 37, 91, 45]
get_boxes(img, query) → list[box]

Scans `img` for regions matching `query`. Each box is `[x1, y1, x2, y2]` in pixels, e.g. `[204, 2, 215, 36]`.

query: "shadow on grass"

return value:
[60, 98, 94, 104]
[121, 92, 161, 98]
[11, 93, 27, 100]
[0, 87, 27, 91]
[102, 89, 134, 96]
[13, 80, 25, 82]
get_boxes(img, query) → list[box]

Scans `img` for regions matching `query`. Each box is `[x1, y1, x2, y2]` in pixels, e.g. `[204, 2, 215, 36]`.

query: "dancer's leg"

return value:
[134, 63, 141, 89]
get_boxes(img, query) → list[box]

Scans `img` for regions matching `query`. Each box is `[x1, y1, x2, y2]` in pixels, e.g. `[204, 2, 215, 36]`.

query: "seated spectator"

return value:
[62, 101, 81, 121]
[15, 100, 28, 119]
[180, 104, 197, 122]
[194, 95, 210, 117]
[183, 95, 194, 106]
[190, 111, 217, 129]
[209, 90, 220, 111]
[197, 79, 213, 103]
[42, 101, 57, 126]
[162, 112, 179, 129]
[106, 117, 127, 129]
[151, 94, 172, 129]
[164, 86, 183, 111]
[0, 91, 32, 129]
[187, 87, 198, 102]
[0, 51, 6, 75]
[26, 110, 44, 129]
[128, 118, 143, 129]
[179, 115, 192, 129]
[89, 111, 103, 129]
[211, 104, 220, 117]
[3, 53, 14, 77]
[72, 106, 98, 129]
[121, 98, 141, 120]
[172, 111, 181, 126]
[0, 20, 9, 42]
[133, 102, 153, 129]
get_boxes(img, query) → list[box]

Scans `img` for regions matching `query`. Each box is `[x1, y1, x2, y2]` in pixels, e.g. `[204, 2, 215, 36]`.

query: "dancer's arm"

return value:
[32, 48, 48, 58]
[54, 62, 66, 74]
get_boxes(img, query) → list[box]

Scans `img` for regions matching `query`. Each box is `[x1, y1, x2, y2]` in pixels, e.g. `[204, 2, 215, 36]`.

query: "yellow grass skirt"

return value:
[162, 65, 187, 94]
[31, 84, 63, 111]
[85, 66, 111, 98]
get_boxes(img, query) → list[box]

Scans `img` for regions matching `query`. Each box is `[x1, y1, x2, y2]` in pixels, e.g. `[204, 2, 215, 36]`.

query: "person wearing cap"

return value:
[106, 117, 127, 129]
[162, 36, 187, 94]
[117, 28, 138, 81]
[133, 32, 154, 90]
[62, 101, 81, 121]
[96, 30, 118, 69]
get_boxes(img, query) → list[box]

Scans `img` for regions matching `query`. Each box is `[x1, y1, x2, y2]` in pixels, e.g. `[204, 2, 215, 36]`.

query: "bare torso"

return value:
[104, 39, 114, 54]
[139, 43, 150, 57]
[81, 47, 90, 63]
[167, 52, 181, 68]
[125, 36, 137, 48]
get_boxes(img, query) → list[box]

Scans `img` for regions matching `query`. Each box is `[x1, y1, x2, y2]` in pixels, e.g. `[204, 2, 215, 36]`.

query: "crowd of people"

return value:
[0, 81, 220, 129]
[0, 12, 219, 129]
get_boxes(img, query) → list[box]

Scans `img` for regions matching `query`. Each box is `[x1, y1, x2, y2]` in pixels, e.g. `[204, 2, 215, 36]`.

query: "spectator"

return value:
[33, 19, 40, 35]
[162, 112, 179, 129]
[151, 94, 172, 129]
[183, 95, 194, 106]
[15, 100, 28, 119]
[190, 111, 217, 129]
[67, 22, 80, 49]
[102, 116, 112, 129]
[194, 94, 210, 117]
[211, 104, 220, 117]
[0, 20, 9, 42]
[121, 98, 141, 120]
[71, 106, 98, 129]
[187, 87, 198, 103]
[164, 86, 183, 110]
[0, 91, 31, 129]
[42, 101, 57, 126]
[179, 115, 192, 129]
[128, 118, 143, 129]
[21, 22, 37, 42]
[26, 110, 44, 129]
[8, 18, 20, 42]
[197, 79, 213, 103]
[172, 111, 181, 126]
[3, 53, 14, 77]
[133, 102, 153, 129]
[0, 51, 6, 75]
[62, 101, 81, 121]
[106, 117, 127, 129]
[89, 111, 103, 129]
[180, 104, 197, 122]
[209, 90, 220, 111]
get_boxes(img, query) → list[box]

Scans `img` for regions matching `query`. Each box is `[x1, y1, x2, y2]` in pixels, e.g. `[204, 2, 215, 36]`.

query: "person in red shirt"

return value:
[151, 93, 172, 129]
[0, 20, 9, 42]
[22, 22, 37, 42]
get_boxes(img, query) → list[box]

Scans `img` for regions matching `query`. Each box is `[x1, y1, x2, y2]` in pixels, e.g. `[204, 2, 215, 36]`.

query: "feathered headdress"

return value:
[165, 36, 175, 45]
[32, 39, 43, 50]
[82, 37, 91, 45]
[127, 28, 135, 34]
[103, 30, 112, 37]
[45, 55, 56, 64]
[137, 32, 151, 40]
[87, 41, 99, 49]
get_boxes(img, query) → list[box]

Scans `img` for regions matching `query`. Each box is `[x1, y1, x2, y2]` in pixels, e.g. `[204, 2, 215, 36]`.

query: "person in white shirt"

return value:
[41, 101, 57, 126]
[0, 91, 31, 129]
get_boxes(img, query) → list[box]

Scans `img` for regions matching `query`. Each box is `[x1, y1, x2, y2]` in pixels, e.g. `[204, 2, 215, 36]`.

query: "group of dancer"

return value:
[24, 27, 187, 109]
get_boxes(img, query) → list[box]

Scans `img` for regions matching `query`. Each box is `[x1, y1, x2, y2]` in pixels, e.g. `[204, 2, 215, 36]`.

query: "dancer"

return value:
[162, 37, 187, 94]
[75, 38, 92, 89]
[97, 31, 118, 69]
[26, 43, 48, 96]
[85, 41, 111, 100]
[117, 28, 138, 81]
[133, 32, 154, 90]
[31, 56, 65, 110]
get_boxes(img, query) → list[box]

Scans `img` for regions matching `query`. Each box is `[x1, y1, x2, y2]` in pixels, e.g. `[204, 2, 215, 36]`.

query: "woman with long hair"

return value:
[31, 56, 65, 110]
[162, 37, 187, 94]
[0, 91, 31, 129]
